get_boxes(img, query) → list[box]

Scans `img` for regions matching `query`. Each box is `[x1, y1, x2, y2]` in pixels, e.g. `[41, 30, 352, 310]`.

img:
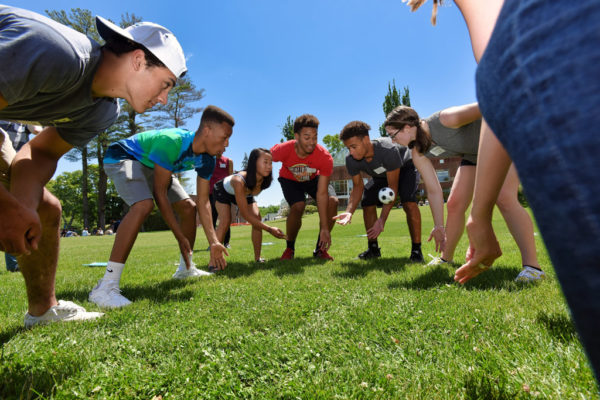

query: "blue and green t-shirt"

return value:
[104, 128, 215, 179]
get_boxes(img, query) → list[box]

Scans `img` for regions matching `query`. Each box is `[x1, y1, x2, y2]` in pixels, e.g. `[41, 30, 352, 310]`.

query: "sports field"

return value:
[1, 208, 597, 399]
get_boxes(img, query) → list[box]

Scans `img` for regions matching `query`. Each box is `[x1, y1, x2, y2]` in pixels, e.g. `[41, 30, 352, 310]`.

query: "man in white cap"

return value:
[0, 5, 187, 328]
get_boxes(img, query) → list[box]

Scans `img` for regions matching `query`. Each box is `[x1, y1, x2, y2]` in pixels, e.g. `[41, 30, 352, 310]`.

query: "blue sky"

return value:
[15, 0, 477, 207]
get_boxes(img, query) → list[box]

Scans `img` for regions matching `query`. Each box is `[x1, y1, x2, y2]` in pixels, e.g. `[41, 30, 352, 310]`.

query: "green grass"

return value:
[1, 207, 598, 399]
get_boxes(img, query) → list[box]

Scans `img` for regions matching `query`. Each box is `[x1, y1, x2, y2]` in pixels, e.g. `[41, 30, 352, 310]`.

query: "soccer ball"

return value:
[378, 187, 395, 204]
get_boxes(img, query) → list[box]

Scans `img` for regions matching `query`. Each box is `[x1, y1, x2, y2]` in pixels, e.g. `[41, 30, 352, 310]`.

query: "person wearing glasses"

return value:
[384, 103, 543, 282]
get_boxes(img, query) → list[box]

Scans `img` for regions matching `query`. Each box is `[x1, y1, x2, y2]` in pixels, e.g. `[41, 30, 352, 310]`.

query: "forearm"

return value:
[239, 205, 270, 232]
[11, 143, 58, 210]
[379, 204, 393, 223]
[471, 121, 511, 220]
[154, 191, 185, 239]
[197, 199, 220, 245]
[427, 188, 445, 228]
[317, 192, 330, 231]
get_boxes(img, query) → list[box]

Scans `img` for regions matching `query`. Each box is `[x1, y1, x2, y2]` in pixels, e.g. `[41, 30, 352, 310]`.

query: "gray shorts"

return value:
[104, 160, 189, 206]
[0, 128, 16, 189]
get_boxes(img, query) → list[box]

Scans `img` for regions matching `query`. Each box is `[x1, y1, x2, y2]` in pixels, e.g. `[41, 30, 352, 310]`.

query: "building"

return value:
[330, 148, 462, 209]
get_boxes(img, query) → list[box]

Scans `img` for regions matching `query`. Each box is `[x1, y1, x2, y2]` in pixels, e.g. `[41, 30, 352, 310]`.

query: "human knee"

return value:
[131, 199, 155, 217]
[38, 192, 62, 226]
[176, 198, 197, 216]
[446, 194, 469, 216]
[495, 192, 520, 213]
[329, 196, 339, 209]
[290, 201, 305, 214]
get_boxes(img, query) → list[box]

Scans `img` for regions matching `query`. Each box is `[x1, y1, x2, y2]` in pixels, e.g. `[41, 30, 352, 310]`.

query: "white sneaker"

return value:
[24, 300, 104, 328]
[426, 254, 449, 267]
[172, 265, 212, 279]
[89, 279, 132, 308]
[515, 266, 546, 282]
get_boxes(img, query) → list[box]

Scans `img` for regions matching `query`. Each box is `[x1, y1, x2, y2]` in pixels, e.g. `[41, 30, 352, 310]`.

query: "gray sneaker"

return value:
[24, 300, 104, 328]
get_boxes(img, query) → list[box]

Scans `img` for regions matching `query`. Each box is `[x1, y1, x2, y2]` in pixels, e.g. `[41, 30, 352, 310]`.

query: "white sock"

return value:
[177, 254, 192, 271]
[102, 261, 125, 285]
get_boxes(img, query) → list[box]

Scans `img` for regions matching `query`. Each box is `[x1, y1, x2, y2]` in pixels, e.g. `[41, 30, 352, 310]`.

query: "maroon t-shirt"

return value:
[209, 155, 231, 194]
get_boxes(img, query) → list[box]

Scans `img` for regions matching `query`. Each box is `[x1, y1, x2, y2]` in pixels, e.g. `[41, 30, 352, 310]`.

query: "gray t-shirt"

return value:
[345, 137, 408, 178]
[424, 111, 481, 164]
[0, 6, 119, 148]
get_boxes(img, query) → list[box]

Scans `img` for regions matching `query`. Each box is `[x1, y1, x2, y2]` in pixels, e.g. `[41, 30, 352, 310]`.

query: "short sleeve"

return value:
[146, 134, 182, 171]
[318, 147, 333, 176]
[195, 155, 216, 180]
[270, 142, 288, 162]
[345, 155, 361, 177]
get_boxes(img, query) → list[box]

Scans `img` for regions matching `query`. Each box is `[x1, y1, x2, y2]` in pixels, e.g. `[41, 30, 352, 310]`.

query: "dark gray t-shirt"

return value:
[424, 111, 481, 164]
[0, 6, 119, 148]
[345, 137, 409, 178]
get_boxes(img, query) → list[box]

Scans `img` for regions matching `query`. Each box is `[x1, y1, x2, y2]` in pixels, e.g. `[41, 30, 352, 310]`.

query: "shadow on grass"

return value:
[0, 325, 25, 346]
[56, 278, 198, 304]
[0, 358, 81, 399]
[387, 265, 531, 291]
[462, 370, 527, 400]
[388, 266, 454, 289]
[214, 257, 326, 279]
[333, 257, 409, 279]
[536, 312, 578, 343]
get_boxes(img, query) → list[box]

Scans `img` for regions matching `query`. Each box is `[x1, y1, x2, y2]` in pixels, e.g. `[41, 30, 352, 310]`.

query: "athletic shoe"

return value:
[313, 249, 334, 261]
[172, 265, 213, 279]
[280, 248, 295, 260]
[426, 254, 449, 267]
[358, 247, 381, 260]
[24, 300, 104, 328]
[225, 243, 231, 249]
[409, 250, 425, 263]
[256, 257, 266, 263]
[515, 266, 546, 282]
[207, 265, 219, 274]
[89, 279, 132, 308]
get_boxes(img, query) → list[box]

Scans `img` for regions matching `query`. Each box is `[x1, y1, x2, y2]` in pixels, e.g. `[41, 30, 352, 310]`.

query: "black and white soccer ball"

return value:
[378, 187, 395, 204]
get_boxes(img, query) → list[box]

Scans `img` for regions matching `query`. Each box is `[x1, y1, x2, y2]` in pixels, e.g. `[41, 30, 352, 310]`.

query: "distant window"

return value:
[333, 180, 348, 196]
[439, 159, 445, 164]
[436, 169, 450, 182]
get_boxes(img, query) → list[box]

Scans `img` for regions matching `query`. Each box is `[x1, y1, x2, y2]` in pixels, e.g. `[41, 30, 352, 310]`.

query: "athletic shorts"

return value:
[361, 159, 420, 207]
[460, 158, 476, 167]
[278, 176, 336, 206]
[0, 128, 16, 189]
[104, 159, 189, 206]
[213, 179, 256, 206]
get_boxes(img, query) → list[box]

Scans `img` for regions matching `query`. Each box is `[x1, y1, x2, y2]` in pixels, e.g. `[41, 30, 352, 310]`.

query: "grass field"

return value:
[1, 207, 598, 399]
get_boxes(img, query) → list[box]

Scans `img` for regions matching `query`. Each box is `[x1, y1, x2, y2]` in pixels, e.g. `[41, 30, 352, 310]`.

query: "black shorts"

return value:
[213, 180, 255, 206]
[278, 176, 336, 206]
[460, 158, 477, 167]
[361, 160, 420, 207]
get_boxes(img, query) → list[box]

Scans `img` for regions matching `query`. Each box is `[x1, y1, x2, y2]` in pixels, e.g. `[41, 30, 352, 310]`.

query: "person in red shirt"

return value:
[271, 114, 338, 260]
[208, 151, 233, 248]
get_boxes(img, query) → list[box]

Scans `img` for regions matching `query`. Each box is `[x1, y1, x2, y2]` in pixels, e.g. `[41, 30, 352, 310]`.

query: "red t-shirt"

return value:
[209, 155, 231, 193]
[270, 140, 333, 182]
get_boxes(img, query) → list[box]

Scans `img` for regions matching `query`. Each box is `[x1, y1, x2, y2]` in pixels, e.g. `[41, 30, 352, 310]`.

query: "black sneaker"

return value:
[409, 250, 424, 263]
[358, 247, 381, 260]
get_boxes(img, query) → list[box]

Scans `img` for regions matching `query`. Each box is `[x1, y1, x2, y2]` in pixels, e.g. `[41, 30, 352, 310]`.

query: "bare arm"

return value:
[454, 0, 504, 62]
[439, 103, 481, 129]
[412, 149, 446, 252]
[231, 177, 268, 231]
[11, 127, 72, 210]
[196, 175, 228, 268]
[153, 165, 192, 266]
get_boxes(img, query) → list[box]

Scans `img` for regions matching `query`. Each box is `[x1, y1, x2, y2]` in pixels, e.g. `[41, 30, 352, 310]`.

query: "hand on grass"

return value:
[454, 215, 502, 285]
[333, 212, 352, 225]
[209, 242, 229, 270]
[428, 226, 446, 253]
[366, 218, 384, 239]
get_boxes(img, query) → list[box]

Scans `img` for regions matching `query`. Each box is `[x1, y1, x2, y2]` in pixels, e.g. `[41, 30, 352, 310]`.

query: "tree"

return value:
[379, 80, 411, 137]
[151, 76, 205, 129]
[241, 153, 249, 170]
[280, 115, 295, 142]
[322, 134, 344, 157]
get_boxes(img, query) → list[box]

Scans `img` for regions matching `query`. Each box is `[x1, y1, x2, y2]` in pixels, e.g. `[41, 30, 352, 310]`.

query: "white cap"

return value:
[96, 16, 187, 78]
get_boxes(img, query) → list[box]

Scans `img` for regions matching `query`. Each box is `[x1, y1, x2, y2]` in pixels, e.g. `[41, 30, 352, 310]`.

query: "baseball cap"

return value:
[96, 16, 187, 78]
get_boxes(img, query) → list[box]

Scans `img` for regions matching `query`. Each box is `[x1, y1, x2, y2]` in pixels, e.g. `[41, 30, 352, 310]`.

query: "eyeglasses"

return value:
[388, 129, 401, 140]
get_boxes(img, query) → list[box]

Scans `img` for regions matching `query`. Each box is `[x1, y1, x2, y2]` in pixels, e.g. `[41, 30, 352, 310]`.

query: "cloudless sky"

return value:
[14, 0, 477, 207]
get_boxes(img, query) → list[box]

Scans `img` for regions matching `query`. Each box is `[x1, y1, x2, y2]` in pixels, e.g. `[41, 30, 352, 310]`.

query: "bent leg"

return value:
[18, 188, 61, 316]
[109, 199, 154, 263]
[250, 203, 262, 260]
[402, 202, 422, 244]
[286, 201, 306, 242]
[496, 164, 540, 268]
[443, 165, 476, 261]
[173, 198, 197, 250]
[215, 202, 232, 244]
